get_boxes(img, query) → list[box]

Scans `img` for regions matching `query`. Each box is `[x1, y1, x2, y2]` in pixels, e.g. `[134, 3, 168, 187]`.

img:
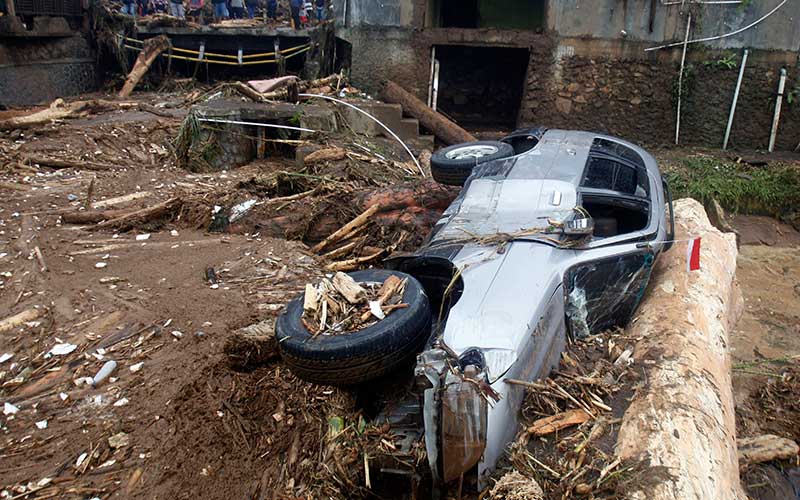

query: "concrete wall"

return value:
[549, 1, 800, 51]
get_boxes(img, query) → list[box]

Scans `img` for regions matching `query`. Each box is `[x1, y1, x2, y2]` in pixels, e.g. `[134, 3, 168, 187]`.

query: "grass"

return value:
[663, 156, 800, 216]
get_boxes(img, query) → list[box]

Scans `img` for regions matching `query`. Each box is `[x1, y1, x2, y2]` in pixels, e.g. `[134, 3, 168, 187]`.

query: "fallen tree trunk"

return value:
[381, 80, 477, 145]
[0, 99, 135, 130]
[223, 318, 280, 369]
[61, 209, 132, 224]
[0, 308, 45, 334]
[119, 35, 171, 98]
[93, 197, 182, 231]
[26, 156, 116, 171]
[615, 198, 744, 500]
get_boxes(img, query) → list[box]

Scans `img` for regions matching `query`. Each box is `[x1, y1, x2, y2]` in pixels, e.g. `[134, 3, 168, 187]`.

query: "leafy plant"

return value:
[703, 52, 738, 70]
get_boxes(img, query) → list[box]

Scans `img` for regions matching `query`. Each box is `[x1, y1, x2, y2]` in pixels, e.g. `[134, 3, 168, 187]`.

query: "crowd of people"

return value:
[120, 0, 327, 26]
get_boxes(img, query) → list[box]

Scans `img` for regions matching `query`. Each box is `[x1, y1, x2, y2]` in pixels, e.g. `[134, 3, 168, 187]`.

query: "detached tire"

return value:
[430, 140, 514, 186]
[275, 269, 431, 386]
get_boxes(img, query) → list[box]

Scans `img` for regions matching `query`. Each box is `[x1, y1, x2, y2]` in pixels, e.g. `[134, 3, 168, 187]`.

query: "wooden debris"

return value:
[303, 284, 319, 313]
[223, 318, 280, 369]
[331, 272, 367, 304]
[33, 246, 48, 272]
[26, 156, 116, 171]
[382, 80, 477, 145]
[93, 197, 182, 231]
[0, 308, 45, 334]
[325, 248, 385, 272]
[524, 409, 591, 438]
[302, 274, 405, 336]
[61, 208, 131, 225]
[0, 98, 135, 130]
[92, 191, 152, 209]
[303, 147, 346, 166]
[311, 204, 381, 254]
[119, 35, 171, 97]
[738, 434, 799, 465]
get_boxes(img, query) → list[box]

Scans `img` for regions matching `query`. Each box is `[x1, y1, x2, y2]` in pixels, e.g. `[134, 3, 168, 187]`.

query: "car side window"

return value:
[583, 156, 649, 198]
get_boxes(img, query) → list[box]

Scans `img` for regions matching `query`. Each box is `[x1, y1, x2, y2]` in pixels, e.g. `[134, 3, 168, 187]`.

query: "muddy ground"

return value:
[1, 92, 799, 499]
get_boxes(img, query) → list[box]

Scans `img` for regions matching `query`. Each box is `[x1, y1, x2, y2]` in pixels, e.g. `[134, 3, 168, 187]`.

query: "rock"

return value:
[567, 82, 581, 93]
[630, 97, 642, 105]
[573, 95, 587, 104]
[555, 97, 573, 116]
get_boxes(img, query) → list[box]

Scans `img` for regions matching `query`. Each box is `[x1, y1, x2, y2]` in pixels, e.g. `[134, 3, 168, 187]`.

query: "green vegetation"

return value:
[702, 52, 738, 70]
[663, 156, 800, 215]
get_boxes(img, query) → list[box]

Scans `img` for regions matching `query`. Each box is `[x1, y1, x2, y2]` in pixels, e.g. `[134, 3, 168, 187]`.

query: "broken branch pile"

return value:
[301, 272, 406, 336]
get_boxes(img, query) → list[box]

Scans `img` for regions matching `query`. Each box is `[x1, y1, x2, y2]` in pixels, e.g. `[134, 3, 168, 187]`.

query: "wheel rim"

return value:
[445, 145, 498, 160]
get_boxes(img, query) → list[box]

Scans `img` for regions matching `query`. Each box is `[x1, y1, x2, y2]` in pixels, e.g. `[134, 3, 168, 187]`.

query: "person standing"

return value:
[245, 0, 258, 18]
[212, 0, 228, 20]
[169, 0, 186, 18]
[229, 0, 244, 18]
[315, 0, 324, 21]
[266, 0, 276, 18]
[289, 0, 301, 28]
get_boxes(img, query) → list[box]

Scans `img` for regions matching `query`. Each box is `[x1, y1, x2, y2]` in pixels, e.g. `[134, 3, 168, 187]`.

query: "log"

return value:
[92, 191, 152, 209]
[325, 248, 385, 272]
[524, 409, 591, 438]
[93, 197, 182, 231]
[310, 203, 381, 254]
[119, 35, 171, 98]
[61, 209, 132, 224]
[26, 156, 116, 171]
[738, 435, 799, 466]
[0, 308, 45, 334]
[331, 272, 367, 304]
[381, 80, 477, 146]
[615, 198, 745, 500]
[303, 147, 346, 166]
[223, 318, 279, 369]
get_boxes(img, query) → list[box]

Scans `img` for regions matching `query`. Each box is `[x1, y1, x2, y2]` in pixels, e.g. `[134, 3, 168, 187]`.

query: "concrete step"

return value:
[393, 118, 420, 141]
[341, 102, 404, 137]
[408, 134, 435, 152]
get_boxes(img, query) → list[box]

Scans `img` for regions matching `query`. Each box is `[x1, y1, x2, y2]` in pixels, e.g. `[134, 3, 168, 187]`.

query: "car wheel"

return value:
[275, 269, 431, 386]
[430, 141, 515, 186]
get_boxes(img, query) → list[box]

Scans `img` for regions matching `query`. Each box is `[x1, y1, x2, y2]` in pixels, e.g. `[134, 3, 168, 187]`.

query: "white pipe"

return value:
[197, 117, 316, 133]
[646, 0, 788, 51]
[427, 46, 436, 108]
[298, 93, 424, 175]
[768, 68, 787, 152]
[723, 49, 748, 150]
[675, 14, 692, 145]
[431, 59, 440, 112]
[661, 0, 741, 5]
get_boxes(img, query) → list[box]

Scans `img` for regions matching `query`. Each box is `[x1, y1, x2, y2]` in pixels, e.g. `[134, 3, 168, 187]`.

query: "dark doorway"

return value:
[434, 45, 529, 128]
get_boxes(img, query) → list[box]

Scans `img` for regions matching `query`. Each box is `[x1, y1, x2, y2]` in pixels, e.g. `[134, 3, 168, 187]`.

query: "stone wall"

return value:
[520, 50, 800, 151]
[0, 34, 97, 106]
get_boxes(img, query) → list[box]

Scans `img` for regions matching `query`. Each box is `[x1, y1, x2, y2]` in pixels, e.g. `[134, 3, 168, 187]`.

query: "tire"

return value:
[275, 269, 431, 386]
[430, 140, 515, 186]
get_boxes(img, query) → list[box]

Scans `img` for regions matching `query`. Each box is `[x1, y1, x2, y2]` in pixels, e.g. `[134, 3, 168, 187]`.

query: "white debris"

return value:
[135, 233, 151, 241]
[76, 452, 88, 467]
[59, 392, 68, 401]
[171, 330, 183, 339]
[4, 402, 19, 415]
[92, 360, 117, 387]
[113, 398, 129, 407]
[94, 262, 107, 269]
[229, 198, 257, 223]
[170, 229, 179, 237]
[0, 353, 12, 363]
[35, 420, 47, 429]
[108, 432, 129, 449]
[129, 362, 143, 373]
[74, 376, 94, 386]
[49, 343, 77, 356]
[368, 301, 386, 320]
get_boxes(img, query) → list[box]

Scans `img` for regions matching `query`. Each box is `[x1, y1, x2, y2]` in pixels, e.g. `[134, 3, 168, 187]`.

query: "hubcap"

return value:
[445, 145, 498, 161]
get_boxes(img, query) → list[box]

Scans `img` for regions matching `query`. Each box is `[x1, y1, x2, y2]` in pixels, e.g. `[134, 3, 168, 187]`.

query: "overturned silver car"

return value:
[276, 129, 675, 493]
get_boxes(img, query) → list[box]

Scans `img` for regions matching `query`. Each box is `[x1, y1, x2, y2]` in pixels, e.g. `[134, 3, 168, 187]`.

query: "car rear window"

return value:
[583, 156, 648, 197]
